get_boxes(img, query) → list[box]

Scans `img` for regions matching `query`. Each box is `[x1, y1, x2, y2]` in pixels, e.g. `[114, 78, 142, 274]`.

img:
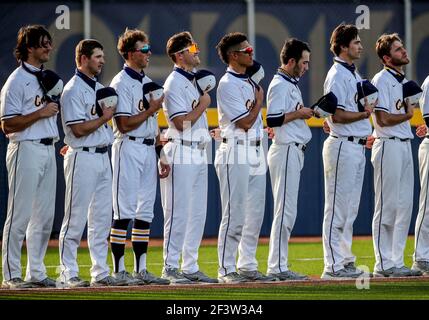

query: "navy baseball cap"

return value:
[357, 80, 378, 111]
[403, 80, 423, 106]
[246, 60, 264, 84]
[143, 81, 164, 109]
[39, 70, 63, 103]
[96, 87, 118, 117]
[311, 92, 338, 118]
[195, 69, 216, 95]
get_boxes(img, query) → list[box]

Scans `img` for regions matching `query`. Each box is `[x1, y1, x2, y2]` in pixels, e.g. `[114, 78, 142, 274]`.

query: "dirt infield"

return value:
[0, 275, 428, 295]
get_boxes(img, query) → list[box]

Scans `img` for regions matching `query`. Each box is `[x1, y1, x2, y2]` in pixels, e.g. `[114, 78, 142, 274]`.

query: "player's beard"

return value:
[390, 55, 410, 67]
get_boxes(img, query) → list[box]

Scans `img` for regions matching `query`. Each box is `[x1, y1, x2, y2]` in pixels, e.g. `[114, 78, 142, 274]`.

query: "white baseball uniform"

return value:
[322, 58, 372, 273]
[109, 65, 158, 273]
[160, 66, 210, 274]
[59, 70, 114, 283]
[266, 71, 311, 274]
[413, 75, 429, 263]
[371, 67, 414, 273]
[215, 68, 266, 276]
[1, 62, 58, 283]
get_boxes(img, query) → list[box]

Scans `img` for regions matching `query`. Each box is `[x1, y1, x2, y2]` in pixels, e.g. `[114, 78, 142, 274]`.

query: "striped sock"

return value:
[110, 219, 131, 273]
[132, 219, 150, 273]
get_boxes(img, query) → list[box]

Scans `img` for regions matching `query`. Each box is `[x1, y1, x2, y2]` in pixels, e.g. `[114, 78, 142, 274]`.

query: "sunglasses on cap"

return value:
[177, 43, 200, 54]
[234, 46, 253, 55]
[136, 44, 151, 54]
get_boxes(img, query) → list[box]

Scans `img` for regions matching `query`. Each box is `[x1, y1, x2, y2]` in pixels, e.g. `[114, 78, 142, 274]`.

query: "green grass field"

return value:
[1, 237, 429, 300]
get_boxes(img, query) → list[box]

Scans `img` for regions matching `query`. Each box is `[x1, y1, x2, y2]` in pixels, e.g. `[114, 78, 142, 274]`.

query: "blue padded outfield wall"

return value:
[1, 0, 429, 238]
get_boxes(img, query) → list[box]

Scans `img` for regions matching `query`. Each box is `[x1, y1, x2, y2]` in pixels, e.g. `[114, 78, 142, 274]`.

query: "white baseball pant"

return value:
[112, 138, 157, 222]
[267, 143, 304, 274]
[371, 138, 413, 272]
[59, 148, 113, 282]
[2, 140, 56, 282]
[414, 138, 429, 262]
[215, 141, 266, 276]
[160, 141, 208, 274]
[322, 136, 366, 273]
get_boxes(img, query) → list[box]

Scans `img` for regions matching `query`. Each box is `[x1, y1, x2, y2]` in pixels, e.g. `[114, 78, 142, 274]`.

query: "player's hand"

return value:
[158, 160, 170, 178]
[255, 85, 264, 107]
[297, 107, 314, 119]
[100, 102, 115, 122]
[59, 145, 69, 156]
[363, 97, 377, 116]
[266, 127, 275, 139]
[38, 102, 59, 118]
[198, 92, 211, 110]
[148, 92, 164, 114]
[405, 98, 415, 117]
[210, 128, 221, 140]
[365, 135, 375, 149]
[416, 124, 427, 138]
[322, 120, 331, 134]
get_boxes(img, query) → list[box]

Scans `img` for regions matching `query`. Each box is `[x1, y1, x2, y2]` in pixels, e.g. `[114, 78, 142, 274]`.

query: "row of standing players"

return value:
[1, 23, 429, 289]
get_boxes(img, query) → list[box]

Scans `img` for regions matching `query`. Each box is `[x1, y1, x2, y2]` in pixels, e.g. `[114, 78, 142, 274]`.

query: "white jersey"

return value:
[420, 75, 429, 127]
[371, 68, 413, 139]
[162, 66, 210, 143]
[217, 67, 264, 140]
[0, 62, 59, 142]
[61, 71, 114, 148]
[324, 58, 371, 137]
[266, 72, 312, 145]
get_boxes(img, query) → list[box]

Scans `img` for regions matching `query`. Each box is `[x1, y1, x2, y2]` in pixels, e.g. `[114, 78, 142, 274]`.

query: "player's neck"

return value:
[125, 61, 144, 74]
[385, 63, 404, 74]
[77, 67, 96, 80]
[228, 63, 246, 75]
[176, 62, 193, 73]
[337, 53, 354, 66]
[278, 65, 296, 78]
[25, 57, 43, 69]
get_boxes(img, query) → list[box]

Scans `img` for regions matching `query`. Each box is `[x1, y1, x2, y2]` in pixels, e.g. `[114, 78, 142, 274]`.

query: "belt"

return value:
[331, 135, 367, 146]
[128, 136, 155, 145]
[381, 137, 410, 142]
[168, 138, 206, 150]
[39, 138, 54, 145]
[222, 138, 261, 147]
[294, 143, 307, 152]
[82, 146, 109, 154]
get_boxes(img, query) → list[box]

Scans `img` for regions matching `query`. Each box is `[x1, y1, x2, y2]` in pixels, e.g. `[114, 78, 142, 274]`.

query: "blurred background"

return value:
[1, 0, 429, 239]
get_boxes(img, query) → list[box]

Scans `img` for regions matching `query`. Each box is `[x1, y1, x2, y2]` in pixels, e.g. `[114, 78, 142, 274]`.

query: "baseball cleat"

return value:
[161, 268, 193, 284]
[268, 270, 309, 281]
[321, 268, 361, 280]
[65, 277, 90, 288]
[372, 266, 416, 278]
[29, 277, 57, 288]
[412, 261, 429, 275]
[237, 269, 277, 282]
[90, 275, 128, 287]
[218, 272, 248, 284]
[182, 270, 218, 283]
[1, 278, 36, 289]
[133, 270, 170, 285]
[112, 270, 143, 286]
[343, 262, 364, 276]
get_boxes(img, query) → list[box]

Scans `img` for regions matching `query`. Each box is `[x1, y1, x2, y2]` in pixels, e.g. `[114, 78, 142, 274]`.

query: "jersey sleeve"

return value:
[217, 81, 250, 123]
[61, 87, 86, 126]
[324, 74, 347, 110]
[372, 76, 390, 113]
[163, 84, 188, 121]
[266, 81, 286, 118]
[0, 81, 23, 120]
[420, 79, 429, 120]
[112, 81, 133, 117]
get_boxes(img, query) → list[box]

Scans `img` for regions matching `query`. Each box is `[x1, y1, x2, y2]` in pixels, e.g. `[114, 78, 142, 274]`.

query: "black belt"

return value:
[168, 138, 206, 149]
[82, 146, 108, 154]
[388, 137, 410, 142]
[222, 138, 261, 147]
[294, 143, 307, 152]
[129, 136, 155, 145]
[39, 138, 54, 145]
[332, 135, 367, 146]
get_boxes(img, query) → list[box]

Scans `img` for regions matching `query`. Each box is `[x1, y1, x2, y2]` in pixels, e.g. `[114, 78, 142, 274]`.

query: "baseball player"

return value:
[413, 78, 429, 275]
[321, 24, 374, 279]
[160, 31, 217, 284]
[0, 25, 58, 289]
[109, 28, 170, 285]
[266, 38, 313, 281]
[215, 32, 275, 283]
[59, 39, 125, 287]
[371, 34, 421, 277]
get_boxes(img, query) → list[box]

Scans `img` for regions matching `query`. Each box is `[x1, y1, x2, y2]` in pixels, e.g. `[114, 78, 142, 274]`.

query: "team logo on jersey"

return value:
[34, 95, 43, 107]
[245, 99, 254, 110]
[138, 99, 144, 112]
[396, 99, 404, 111]
[192, 99, 199, 110]
[91, 104, 97, 116]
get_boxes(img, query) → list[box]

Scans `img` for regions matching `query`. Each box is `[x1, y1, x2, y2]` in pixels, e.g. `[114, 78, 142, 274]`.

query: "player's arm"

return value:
[116, 93, 164, 133]
[331, 108, 370, 124]
[236, 86, 264, 130]
[69, 105, 114, 138]
[171, 92, 210, 132]
[374, 106, 413, 127]
[266, 108, 313, 127]
[1, 102, 58, 134]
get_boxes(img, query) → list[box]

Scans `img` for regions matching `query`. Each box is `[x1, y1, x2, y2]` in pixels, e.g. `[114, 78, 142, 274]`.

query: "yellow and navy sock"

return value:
[132, 219, 150, 273]
[110, 219, 131, 273]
